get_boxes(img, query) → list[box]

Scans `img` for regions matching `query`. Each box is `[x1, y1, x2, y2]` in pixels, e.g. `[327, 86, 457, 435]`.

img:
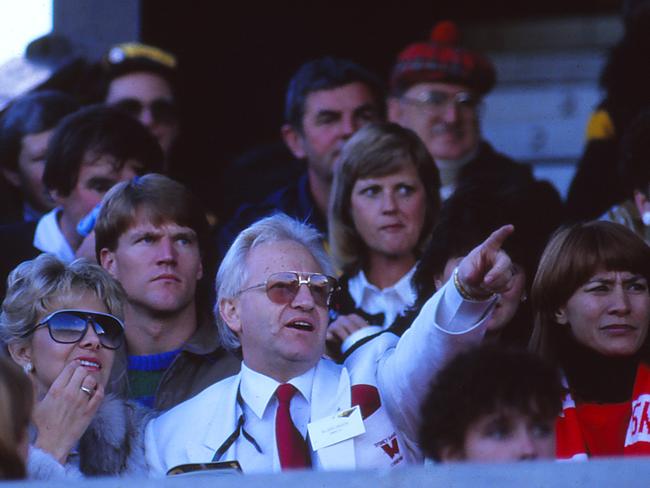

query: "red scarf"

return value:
[557, 362, 650, 459]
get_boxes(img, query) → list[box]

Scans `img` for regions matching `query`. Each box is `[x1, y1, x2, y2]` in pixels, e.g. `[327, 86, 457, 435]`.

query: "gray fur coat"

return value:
[28, 394, 152, 479]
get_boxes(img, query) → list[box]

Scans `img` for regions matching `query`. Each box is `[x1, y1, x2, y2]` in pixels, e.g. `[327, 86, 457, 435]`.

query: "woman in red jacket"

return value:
[531, 220, 650, 458]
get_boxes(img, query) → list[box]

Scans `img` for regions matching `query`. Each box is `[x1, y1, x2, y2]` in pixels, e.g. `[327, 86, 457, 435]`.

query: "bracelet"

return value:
[453, 268, 495, 301]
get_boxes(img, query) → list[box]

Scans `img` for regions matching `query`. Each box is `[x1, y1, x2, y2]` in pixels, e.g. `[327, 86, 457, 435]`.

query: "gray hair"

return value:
[0, 254, 126, 347]
[215, 213, 333, 352]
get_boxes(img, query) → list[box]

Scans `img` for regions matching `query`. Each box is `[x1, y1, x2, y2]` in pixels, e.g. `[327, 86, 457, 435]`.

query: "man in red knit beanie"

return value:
[388, 21, 536, 200]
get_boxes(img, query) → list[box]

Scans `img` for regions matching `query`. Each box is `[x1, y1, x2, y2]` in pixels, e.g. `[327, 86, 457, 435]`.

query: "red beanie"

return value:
[390, 21, 496, 96]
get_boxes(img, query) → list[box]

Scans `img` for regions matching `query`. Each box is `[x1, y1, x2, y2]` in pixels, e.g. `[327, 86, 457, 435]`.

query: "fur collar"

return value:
[78, 394, 151, 476]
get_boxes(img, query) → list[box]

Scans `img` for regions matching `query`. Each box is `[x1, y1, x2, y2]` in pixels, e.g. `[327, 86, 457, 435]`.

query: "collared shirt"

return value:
[144, 277, 497, 475]
[237, 363, 315, 473]
[232, 279, 489, 472]
[347, 267, 417, 329]
[32, 207, 75, 263]
[342, 267, 417, 353]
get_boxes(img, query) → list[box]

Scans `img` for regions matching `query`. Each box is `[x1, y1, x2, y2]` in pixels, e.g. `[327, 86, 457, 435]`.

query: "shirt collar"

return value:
[33, 207, 75, 263]
[240, 362, 315, 419]
[349, 266, 417, 309]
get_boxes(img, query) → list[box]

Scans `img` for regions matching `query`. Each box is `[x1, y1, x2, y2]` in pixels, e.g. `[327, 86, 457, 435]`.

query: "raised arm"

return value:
[376, 225, 517, 442]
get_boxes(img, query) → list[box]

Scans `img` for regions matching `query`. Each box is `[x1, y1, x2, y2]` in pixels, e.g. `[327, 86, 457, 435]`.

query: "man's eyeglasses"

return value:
[400, 90, 480, 114]
[113, 98, 178, 125]
[237, 272, 338, 308]
[22, 309, 125, 350]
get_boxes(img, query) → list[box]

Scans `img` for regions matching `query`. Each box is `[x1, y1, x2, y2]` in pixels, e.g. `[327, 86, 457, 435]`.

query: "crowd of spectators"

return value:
[1, 8, 650, 480]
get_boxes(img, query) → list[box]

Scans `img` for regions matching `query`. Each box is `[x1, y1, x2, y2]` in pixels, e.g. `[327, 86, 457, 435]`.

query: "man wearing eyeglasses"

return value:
[145, 213, 517, 474]
[96, 174, 240, 411]
[387, 21, 534, 200]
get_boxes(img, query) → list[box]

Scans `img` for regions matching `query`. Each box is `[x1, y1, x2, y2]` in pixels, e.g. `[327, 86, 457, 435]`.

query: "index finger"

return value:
[48, 360, 81, 392]
[483, 224, 514, 253]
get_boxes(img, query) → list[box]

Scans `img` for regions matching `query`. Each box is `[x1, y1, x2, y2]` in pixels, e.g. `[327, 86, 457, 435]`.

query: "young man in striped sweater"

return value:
[96, 174, 239, 411]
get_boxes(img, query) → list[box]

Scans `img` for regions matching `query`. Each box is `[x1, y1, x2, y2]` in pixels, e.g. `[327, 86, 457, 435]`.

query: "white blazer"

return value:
[145, 280, 493, 474]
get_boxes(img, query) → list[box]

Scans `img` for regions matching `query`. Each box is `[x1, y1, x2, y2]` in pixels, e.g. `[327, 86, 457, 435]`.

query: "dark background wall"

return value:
[55, 0, 621, 211]
[140, 1, 619, 162]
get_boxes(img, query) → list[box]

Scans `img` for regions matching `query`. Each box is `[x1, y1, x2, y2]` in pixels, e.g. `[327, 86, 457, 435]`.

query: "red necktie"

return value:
[275, 383, 311, 469]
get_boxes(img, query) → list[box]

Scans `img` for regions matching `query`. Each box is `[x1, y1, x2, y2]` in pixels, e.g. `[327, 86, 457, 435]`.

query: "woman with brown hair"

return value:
[327, 122, 440, 357]
[530, 220, 650, 458]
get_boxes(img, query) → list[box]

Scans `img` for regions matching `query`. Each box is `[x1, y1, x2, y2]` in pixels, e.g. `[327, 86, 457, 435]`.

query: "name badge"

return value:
[308, 405, 365, 451]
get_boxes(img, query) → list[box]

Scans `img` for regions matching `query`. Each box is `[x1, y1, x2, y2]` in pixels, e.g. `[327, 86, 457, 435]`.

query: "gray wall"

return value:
[6, 457, 650, 487]
[465, 15, 623, 198]
[53, 0, 141, 60]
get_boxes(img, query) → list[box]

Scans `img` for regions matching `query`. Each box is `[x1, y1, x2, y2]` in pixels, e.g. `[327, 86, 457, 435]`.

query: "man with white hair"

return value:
[145, 213, 516, 474]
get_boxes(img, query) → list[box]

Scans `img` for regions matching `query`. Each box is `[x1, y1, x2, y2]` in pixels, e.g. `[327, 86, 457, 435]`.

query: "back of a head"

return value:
[284, 57, 386, 130]
[419, 344, 562, 462]
[42, 105, 164, 196]
[414, 178, 561, 303]
[0, 357, 33, 479]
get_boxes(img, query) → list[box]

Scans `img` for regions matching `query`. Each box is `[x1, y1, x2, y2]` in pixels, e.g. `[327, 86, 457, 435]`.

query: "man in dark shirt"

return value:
[216, 57, 386, 257]
[387, 21, 537, 200]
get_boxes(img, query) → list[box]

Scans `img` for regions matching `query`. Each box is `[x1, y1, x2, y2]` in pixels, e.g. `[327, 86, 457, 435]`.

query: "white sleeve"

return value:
[144, 417, 167, 477]
[378, 278, 496, 442]
[26, 446, 80, 480]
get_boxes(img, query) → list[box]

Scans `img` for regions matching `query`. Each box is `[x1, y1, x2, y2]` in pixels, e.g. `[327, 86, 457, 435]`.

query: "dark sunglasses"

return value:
[113, 98, 178, 125]
[22, 309, 125, 350]
[237, 272, 338, 307]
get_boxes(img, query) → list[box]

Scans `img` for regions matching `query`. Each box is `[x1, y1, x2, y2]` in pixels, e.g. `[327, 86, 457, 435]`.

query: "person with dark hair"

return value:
[216, 57, 385, 257]
[403, 178, 563, 347]
[388, 21, 539, 201]
[531, 221, 650, 458]
[0, 105, 163, 297]
[0, 90, 79, 224]
[0, 357, 33, 480]
[419, 344, 562, 462]
[600, 108, 650, 243]
[566, 1, 650, 222]
[95, 43, 179, 172]
[327, 122, 440, 356]
[96, 174, 239, 410]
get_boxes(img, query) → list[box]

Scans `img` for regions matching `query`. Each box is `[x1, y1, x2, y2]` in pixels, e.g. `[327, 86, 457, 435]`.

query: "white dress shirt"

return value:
[144, 277, 496, 474]
[342, 266, 416, 353]
[237, 363, 314, 473]
[33, 208, 75, 263]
